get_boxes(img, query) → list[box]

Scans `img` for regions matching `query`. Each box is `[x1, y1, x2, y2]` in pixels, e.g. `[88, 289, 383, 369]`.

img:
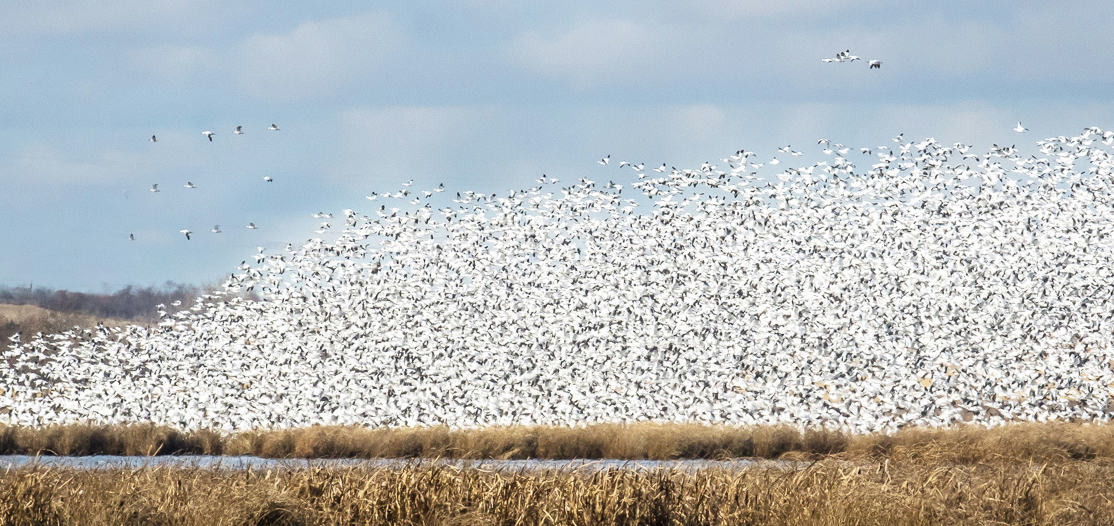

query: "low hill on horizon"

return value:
[0, 303, 137, 349]
[0, 283, 201, 322]
[0, 283, 201, 351]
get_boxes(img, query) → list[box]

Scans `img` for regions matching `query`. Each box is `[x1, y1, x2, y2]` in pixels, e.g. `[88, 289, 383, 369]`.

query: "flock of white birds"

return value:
[5, 127, 1114, 434]
[145, 124, 280, 242]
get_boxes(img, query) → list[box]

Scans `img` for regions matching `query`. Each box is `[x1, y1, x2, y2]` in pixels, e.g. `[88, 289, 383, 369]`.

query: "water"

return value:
[0, 455, 783, 471]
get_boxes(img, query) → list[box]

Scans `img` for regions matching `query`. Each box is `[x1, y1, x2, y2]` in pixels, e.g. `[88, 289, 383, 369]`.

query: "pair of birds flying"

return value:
[822, 49, 881, 69]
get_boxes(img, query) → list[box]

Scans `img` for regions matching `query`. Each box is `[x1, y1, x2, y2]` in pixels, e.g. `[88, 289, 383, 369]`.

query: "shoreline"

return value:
[3, 458, 1111, 525]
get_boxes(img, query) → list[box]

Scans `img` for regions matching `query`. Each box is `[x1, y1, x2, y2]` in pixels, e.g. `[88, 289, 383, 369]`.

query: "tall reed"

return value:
[1, 460, 1112, 525]
[4, 421, 1114, 463]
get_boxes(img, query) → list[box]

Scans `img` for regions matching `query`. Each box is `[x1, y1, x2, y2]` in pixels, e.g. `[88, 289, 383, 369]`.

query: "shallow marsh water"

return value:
[0, 454, 779, 471]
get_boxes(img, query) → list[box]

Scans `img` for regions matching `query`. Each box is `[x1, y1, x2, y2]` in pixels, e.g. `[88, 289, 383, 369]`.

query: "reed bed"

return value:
[2, 459, 1113, 525]
[4, 421, 1114, 463]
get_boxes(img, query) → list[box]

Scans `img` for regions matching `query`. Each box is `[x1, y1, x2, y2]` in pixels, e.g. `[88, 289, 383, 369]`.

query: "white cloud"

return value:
[861, 18, 1003, 78]
[3, 143, 141, 185]
[1004, 5, 1114, 83]
[507, 19, 676, 88]
[747, 6, 1112, 87]
[329, 106, 498, 186]
[236, 12, 402, 101]
[712, 15, 1002, 92]
[0, 0, 214, 36]
[128, 45, 218, 83]
[1, 128, 222, 188]
[692, 0, 884, 19]
[668, 105, 728, 140]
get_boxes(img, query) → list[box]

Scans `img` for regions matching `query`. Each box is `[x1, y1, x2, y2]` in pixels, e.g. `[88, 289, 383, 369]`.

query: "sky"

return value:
[2, 0, 1113, 292]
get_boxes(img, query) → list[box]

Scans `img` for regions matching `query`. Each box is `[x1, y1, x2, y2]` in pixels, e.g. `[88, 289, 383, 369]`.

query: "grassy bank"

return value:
[2, 460, 1112, 525]
[3, 421, 1114, 462]
[0, 304, 125, 352]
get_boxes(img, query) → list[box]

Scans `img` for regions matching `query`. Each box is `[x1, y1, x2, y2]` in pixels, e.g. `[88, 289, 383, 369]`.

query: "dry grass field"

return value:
[3, 459, 1114, 525]
[4, 422, 1114, 524]
[0, 303, 132, 352]
[1, 284, 203, 351]
[3, 421, 1114, 463]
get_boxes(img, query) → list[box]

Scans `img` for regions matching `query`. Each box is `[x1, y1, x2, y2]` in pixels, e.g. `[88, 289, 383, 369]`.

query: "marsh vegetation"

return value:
[3, 458, 1113, 525]
[3, 421, 1114, 463]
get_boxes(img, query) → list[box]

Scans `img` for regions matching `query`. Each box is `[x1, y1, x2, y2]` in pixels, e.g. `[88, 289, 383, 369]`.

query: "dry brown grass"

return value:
[222, 423, 854, 461]
[849, 421, 1114, 463]
[0, 423, 224, 457]
[0, 303, 131, 328]
[5, 422, 1114, 464]
[2, 459, 1114, 525]
[0, 303, 133, 354]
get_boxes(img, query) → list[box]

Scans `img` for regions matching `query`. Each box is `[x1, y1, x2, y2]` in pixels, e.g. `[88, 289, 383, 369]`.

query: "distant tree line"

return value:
[0, 282, 202, 322]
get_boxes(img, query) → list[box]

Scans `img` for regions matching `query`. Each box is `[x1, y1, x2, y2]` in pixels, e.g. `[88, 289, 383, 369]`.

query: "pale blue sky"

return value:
[3, 1, 1113, 291]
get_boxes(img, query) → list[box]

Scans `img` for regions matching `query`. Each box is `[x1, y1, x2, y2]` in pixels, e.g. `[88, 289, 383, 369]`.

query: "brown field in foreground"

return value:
[3, 459, 1114, 525]
[4, 421, 1114, 463]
